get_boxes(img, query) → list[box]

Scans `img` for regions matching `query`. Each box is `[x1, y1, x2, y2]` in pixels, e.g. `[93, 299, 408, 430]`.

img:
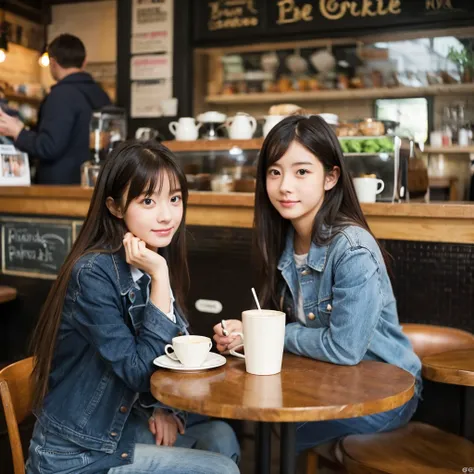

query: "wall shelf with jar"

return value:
[424, 145, 474, 154]
[206, 83, 474, 105]
[4, 93, 42, 107]
[194, 27, 474, 120]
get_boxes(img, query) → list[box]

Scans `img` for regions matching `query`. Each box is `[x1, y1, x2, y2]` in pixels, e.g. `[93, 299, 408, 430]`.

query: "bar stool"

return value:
[0, 286, 17, 304]
[0, 286, 17, 369]
[340, 324, 474, 473]
[305, 324, 474, 473]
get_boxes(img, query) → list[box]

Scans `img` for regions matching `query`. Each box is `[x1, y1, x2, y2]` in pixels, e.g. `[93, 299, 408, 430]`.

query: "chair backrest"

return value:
[0, 357, 34, 474]
[402, 323, 474, 360]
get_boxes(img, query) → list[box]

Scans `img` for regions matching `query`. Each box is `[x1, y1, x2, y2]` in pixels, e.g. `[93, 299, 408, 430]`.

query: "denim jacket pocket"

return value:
[36, 431, 91, 474]
[317, 296, 333, 326]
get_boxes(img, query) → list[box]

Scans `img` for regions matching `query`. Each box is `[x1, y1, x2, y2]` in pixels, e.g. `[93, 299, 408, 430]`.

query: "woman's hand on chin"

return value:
[123, 232, 168, 279]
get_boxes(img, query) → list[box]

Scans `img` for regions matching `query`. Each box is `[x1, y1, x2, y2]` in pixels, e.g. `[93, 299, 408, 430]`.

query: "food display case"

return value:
[340, 135, 402, 202]
[168, 140, 260, 193]
[165, 134, 420, 203]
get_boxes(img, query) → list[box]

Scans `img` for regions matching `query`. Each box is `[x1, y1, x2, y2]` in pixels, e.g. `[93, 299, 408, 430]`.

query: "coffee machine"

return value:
[81, 106, 127, 187]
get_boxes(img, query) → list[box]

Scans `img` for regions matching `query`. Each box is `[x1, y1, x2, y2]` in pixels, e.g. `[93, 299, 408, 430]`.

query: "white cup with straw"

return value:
[230, 288, 286, 375]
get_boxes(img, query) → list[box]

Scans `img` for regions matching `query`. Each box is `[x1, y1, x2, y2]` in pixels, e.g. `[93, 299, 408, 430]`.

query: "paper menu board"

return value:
[132, 0, 173, 35]
[130, 80, 173, 118]
[130, 54, 172, 80]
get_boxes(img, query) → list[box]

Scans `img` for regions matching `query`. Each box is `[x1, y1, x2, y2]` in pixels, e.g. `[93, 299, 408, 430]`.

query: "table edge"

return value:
[422, 364, 474, 387]
[150, 377, 415, 422]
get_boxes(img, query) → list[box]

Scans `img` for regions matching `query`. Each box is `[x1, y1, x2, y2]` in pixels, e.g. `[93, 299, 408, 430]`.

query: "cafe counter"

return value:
[0, 185, 473, 244]
[0, 185, 474, 365]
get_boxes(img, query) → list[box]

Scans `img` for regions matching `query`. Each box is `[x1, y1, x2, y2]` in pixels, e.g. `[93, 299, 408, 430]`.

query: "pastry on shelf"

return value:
[268, 103, 305, 116]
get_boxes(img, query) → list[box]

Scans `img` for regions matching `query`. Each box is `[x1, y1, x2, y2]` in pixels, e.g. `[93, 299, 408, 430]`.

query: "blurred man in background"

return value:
[0, 34, 110, 184]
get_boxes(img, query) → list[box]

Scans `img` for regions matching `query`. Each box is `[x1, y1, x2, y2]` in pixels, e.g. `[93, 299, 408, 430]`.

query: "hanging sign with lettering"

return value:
[194, 0, 474, 43]
[194, 0, 265, 40]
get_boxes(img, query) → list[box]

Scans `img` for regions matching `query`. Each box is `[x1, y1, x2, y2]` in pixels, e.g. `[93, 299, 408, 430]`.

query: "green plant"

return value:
[447, 45, 474, 70]
[447, 45, 474, 82]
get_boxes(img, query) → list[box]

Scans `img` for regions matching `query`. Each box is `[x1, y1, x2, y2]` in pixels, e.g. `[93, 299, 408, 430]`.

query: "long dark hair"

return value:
[31, 140, 189, 410]
[254, 115, 388, 310]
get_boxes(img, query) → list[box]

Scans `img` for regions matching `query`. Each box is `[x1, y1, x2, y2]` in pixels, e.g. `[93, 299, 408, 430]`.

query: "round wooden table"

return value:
[423, 349, 474, 440]
[0, 286, 17, 304]
[151, 353, 415, 474]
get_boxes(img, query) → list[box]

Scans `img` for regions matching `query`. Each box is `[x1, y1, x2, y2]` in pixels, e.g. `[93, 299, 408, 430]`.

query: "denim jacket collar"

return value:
[111, 249, 190, 329]
[111, 250, 136, 295]
[277, 227, 330, 273]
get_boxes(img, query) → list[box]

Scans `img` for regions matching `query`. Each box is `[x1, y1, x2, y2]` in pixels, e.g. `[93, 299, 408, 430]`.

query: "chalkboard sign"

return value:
[72, 221, 84, 242]
[0, 218, 73, 279]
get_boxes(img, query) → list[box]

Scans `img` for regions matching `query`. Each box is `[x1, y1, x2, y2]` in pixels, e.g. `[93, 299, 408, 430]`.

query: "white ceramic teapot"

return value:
[263, 115, 286, 137]
[225, 113, 257, 140]
[169, 117, 201, 141]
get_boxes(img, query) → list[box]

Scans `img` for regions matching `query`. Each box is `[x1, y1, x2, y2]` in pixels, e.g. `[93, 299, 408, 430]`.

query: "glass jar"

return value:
[81, 160, 101, 187]
[211, 171, 235, 192]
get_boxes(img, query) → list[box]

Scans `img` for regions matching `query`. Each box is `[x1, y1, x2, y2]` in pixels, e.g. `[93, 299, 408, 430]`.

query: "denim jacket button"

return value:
[307, 312, 316, 320]
[301, 269, 311, 276]
[110, 432, 118, 437]
[119, 406, 128, 413]
[177, 331, 184, 336]
[327, 304, 332, 311]
[128, 291, 136, 303]
[121, 453, 129, 459]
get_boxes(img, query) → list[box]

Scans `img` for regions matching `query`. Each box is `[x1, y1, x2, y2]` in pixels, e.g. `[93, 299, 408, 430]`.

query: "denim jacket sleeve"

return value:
[284, 246, 382, 365]
[71, 262, 184, 393]
[138, 393, 189, 428]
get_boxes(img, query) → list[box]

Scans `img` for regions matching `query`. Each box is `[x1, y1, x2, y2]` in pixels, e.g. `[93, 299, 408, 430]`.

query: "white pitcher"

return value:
[263, 115, 286, 137]
[225, 113, 257, 140]
[169, 117, 201, 141]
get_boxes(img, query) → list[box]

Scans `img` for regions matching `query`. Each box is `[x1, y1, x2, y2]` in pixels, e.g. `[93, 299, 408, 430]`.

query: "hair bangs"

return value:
[262, 118, 298, 169]
[293, 117, 343, 172]
[123, 148, 186, 211]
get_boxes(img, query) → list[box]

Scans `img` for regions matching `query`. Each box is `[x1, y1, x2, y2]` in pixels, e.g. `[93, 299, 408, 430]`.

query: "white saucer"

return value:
[153, 352, 227, 372]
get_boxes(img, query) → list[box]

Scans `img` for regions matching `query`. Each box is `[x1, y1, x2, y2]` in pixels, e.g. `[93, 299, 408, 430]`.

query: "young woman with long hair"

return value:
[27, 141, 239, 474]
[213, 115, 421, 456]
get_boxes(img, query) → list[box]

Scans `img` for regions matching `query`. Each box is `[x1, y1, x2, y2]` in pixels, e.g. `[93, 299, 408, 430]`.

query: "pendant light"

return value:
[0, 4, 8, 63]
[38, 4, 49, 67]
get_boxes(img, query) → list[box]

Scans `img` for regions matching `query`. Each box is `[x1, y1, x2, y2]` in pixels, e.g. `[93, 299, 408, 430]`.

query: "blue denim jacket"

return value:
[34, 250, 189, 469]
[279, 225, 422, 395]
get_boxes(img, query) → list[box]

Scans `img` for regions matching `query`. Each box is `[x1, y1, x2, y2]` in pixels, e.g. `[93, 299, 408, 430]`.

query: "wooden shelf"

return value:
[424, 145, 474, 154]
[164, 138, 264, 152]
[206, 83, 474, 105]
[163, 140, 474, 155]
[5, 93, 43, 107]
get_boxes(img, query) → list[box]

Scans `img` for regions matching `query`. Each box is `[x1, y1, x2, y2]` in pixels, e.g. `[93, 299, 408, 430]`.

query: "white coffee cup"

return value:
[230, 309, 285, 376]
[164, 335, 212, 368]
[353, 177, 385, 203]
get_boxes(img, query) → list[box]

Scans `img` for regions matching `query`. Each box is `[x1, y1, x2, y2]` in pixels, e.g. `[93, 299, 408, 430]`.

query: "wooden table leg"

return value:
[255, 422, 271, 474]
[461, 386, 474, 441]
[280, 422, 297, 474]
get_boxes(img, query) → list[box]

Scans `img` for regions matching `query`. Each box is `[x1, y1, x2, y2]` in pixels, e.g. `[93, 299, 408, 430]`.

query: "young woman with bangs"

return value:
[27, 141, 240, 474]
[214, 115, 421, 457]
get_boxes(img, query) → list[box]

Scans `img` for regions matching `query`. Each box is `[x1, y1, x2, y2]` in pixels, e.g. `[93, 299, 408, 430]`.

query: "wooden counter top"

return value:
[0, 186, 473, 244]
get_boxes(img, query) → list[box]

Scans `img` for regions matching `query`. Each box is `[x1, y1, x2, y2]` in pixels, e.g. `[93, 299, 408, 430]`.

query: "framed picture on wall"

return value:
[0, 145, 31, 186]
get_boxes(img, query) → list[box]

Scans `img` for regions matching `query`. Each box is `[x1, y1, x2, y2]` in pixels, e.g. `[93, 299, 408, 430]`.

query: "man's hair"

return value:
[48, 34, 86, 68]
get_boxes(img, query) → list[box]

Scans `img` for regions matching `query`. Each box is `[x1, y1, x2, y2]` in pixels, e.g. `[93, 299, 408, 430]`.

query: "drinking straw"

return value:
[251, 287, 262, 313]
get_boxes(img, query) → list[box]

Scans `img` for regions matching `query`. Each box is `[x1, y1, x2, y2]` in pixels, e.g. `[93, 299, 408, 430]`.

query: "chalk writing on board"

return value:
[1, 218, 73, 278]
[7, 228, 65, 270]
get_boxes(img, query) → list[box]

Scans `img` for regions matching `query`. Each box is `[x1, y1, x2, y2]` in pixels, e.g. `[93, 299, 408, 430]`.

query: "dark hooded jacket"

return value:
[15, 72, 111, 184]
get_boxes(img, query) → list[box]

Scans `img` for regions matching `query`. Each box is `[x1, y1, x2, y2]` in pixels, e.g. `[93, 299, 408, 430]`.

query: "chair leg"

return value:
[306, 450, 319, 474]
